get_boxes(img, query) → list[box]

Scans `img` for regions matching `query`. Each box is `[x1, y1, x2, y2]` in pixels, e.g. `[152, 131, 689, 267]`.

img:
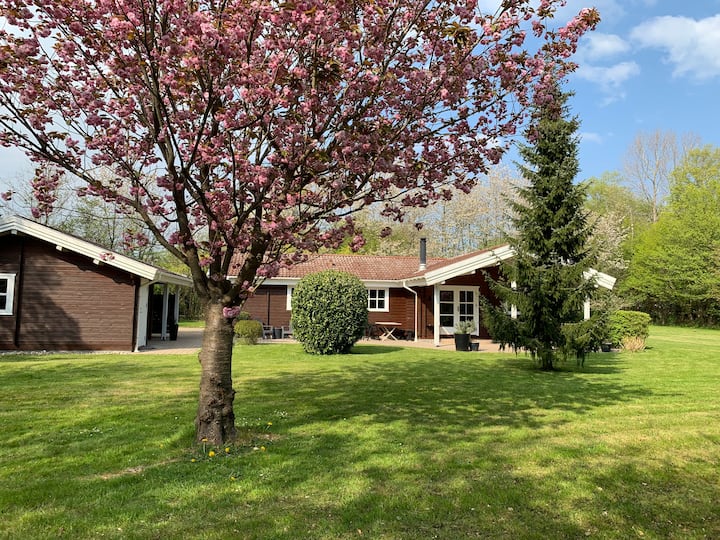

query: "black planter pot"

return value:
[454, 333, 471, 351]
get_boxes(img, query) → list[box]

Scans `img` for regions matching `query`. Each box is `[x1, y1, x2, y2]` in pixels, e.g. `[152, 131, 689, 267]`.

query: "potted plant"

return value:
[454, 320, 476, 351]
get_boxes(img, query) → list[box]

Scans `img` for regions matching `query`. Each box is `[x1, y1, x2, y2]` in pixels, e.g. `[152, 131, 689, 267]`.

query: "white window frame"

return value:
[367, 288, 389, 312]
[0, 273, 16, 316]
[286, 286, 294, 311]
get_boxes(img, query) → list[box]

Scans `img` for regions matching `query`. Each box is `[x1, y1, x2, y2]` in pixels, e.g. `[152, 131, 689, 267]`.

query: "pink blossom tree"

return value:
[0, 0, 598, 443]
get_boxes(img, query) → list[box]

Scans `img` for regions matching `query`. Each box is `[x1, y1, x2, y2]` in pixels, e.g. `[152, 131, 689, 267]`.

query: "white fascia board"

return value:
[359, 280, 401, 288]
[253, 277, 300, 287]
[423, 245, 515, 286]
[260, 276, 402, 289]
[584, 269, 616, 290]
[0, 216, 192, 287]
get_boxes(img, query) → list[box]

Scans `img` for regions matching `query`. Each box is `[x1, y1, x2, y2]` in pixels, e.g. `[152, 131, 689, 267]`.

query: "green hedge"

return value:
[291, 270, 368, 355]
[608, 310, 651, 346]
[233, 319, 263, 345]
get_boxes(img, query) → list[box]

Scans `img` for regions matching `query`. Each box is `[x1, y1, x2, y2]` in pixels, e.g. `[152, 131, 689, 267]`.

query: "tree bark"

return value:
[538, 348, 555, 371]
[195, 302, 237, 444]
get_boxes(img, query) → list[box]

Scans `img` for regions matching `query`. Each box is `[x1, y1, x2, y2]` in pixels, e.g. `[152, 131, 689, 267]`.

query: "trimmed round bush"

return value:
[233, 319, 263, 345]
[608, 310, 651, 347]
[291, 270, 368, 354]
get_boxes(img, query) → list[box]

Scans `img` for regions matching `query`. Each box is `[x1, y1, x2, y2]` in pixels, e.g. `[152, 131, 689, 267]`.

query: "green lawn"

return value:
[1, 326, 719, 539]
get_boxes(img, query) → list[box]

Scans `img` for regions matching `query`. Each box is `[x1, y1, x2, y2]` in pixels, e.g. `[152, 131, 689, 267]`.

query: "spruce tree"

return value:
[484, 86, 597, 370]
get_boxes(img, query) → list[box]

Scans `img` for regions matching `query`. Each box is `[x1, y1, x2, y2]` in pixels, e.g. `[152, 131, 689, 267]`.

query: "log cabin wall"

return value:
[243, 285, 290, 328]
[240, 268, 504, 341]
[0, 235, 137, 351]
[245, 285, 419, 336]
[0, 234, 22, 347]
[367, 287, 416, 338]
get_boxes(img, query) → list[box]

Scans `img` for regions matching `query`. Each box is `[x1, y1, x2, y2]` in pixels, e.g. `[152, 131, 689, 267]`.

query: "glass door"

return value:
[439, 290, 455, 334]
[438, 287, 477, 334]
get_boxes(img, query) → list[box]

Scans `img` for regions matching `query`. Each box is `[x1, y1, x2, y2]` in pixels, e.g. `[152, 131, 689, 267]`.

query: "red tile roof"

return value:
[271, 254, 447, 280]
[229, 244, 507, 282]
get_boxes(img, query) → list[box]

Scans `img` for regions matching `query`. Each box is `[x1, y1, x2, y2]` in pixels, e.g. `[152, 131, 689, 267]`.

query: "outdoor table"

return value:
[375, 321, 402, 341]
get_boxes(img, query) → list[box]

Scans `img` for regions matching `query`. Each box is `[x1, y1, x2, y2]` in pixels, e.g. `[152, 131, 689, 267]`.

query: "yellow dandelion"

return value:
[191, 458, 196, 463]
[225, 447, 230, 453]
[208, 450, 216, 457]
[230, 476, 236, 481]
[260, 446, 266, 452]
[201, 438, 208, 443]
[267, 422, 273, 426]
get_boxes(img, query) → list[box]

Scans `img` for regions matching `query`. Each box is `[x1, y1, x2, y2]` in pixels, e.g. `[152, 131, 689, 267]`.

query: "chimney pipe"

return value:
[419, 237, 427, 271]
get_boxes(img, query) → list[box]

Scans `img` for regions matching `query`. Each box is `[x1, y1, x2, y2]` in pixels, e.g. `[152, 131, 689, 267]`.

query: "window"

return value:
[288, 285, 389, 312]
[367, 288, 389, 312]
[0, 273, 16, 316]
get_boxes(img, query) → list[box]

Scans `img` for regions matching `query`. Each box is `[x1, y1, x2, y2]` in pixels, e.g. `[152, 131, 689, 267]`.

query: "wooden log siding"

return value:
[0, 236, 137, 351]
[243, 285, 289, 328]
[244, 285, 420, 337]
[240, 268, 504, 341]
[0, 234, 22, 347]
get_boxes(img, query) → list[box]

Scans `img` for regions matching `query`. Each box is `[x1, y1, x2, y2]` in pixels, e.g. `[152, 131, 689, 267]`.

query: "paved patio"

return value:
[139, 327, 506, 354]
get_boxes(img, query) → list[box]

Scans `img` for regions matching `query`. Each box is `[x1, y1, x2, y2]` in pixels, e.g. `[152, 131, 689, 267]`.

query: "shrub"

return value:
[233, 319, 263, 345]
[561, 314, 607, 366]
[291, 270, 368, 355]
[608, 310, 651, 347]
[454, 319, 476, 334]
[621, 335, 646, 353]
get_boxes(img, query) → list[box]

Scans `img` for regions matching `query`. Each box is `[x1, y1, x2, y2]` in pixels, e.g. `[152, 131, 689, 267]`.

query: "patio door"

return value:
[438, 287, 477, 335]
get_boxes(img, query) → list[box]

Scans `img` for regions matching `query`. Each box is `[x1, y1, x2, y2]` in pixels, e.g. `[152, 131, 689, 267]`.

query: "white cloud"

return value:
[579, 33, 630, 61]
[573, 61, 640, 106]
[630, 14, 720, 80]
[580, 131, 605, 144]
[576, 61, 641, 89]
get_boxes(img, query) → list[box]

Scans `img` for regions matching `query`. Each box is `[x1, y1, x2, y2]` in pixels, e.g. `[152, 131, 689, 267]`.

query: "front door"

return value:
[438, 287, 477, 335]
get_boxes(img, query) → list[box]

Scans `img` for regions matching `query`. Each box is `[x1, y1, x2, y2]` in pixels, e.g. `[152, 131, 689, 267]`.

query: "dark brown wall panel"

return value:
[0, 235, 23, 347]
[244, 285, 290, 327]
[1, 237, 137, 351]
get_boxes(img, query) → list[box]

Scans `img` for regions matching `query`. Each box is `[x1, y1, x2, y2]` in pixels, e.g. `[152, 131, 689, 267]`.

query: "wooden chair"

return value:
[262, 325, 273, 339]
[281, 325, 293, 338]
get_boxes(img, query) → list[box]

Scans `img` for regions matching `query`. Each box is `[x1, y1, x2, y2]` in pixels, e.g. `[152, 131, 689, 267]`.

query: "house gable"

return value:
[0, 216, 191, 351]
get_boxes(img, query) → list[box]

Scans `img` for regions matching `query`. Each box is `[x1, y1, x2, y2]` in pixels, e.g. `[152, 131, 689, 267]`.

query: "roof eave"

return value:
[423, 245, 514, 285]
[0, 216, 192, 287]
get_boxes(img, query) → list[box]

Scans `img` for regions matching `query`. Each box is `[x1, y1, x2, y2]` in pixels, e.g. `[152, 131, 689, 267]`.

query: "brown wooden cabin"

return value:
[238, 241, 616, 345]
[239, 242, 515, 345]
[0, 216, 191, 351]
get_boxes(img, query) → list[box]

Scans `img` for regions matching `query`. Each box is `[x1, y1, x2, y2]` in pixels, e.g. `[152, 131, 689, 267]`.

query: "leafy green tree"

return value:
[583, 171, 652, 287]
[483, 87, 597, 370]
[623, 146, 720, 324]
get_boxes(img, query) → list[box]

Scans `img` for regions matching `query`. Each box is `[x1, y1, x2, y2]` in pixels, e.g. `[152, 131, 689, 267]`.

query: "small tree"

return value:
[483, 86, 597, 370]
[291, 270, 368, 355]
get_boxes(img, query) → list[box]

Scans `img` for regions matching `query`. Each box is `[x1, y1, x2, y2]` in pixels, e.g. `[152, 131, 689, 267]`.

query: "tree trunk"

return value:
[539, 348, 555, 371]
[195, 302, 237, 444]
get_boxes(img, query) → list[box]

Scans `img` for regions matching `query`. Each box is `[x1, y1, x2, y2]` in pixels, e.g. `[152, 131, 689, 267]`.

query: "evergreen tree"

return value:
[483, 87, 597, 370]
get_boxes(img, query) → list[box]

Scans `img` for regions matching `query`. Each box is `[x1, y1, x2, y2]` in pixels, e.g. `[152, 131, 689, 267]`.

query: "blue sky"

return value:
[2, 1, 719, 187]
[552, 0, 720, 181]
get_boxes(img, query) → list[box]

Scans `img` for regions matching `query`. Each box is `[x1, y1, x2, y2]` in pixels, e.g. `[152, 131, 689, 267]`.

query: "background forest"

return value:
[2, 129, 718, 327]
